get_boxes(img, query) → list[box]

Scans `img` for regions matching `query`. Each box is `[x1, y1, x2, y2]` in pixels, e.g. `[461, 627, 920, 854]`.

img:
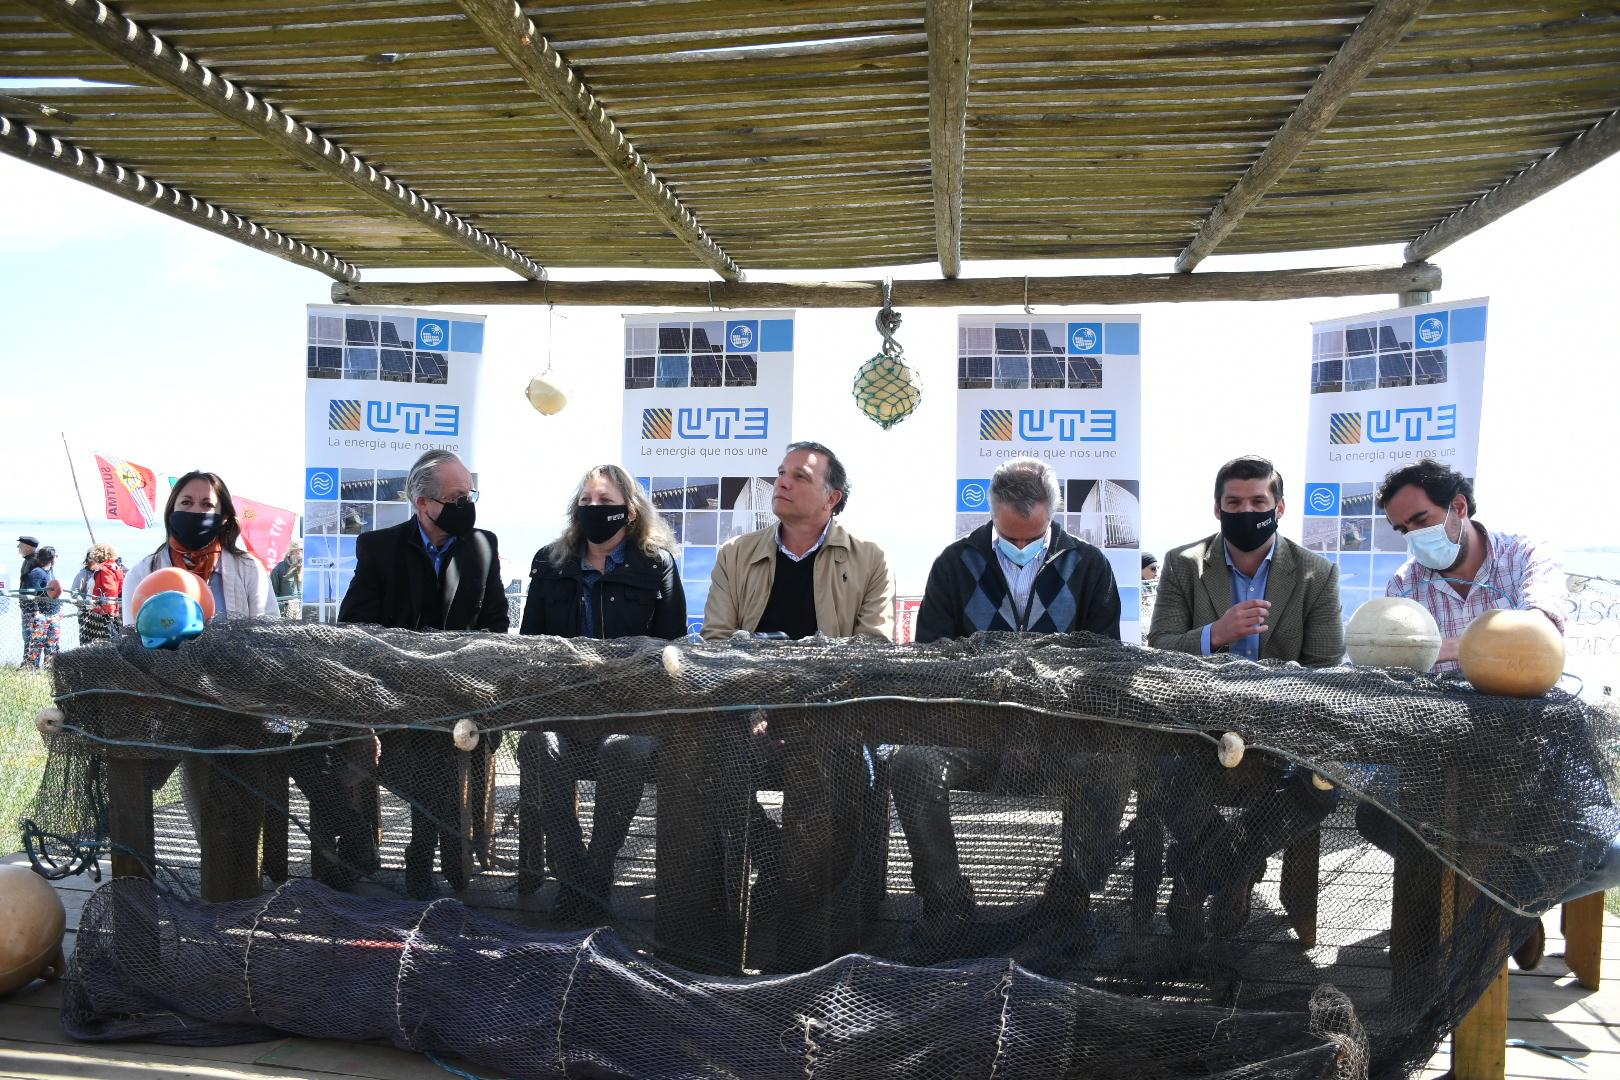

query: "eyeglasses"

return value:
[432, 490, 479, 506]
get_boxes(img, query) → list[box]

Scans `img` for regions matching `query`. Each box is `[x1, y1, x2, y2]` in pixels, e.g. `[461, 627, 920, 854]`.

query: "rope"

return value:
[875, 277, 903, 357]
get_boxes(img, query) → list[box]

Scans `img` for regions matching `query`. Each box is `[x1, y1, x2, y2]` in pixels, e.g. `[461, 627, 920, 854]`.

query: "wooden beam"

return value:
[1174, 0, 1432, 273]
[454, 0, 741, 282]
[333, 262, 1440, 308]
[22, 0, 544, 281]
[1406, 106, 1620, 262]
[0, 115, 359, 281]
[925, 0, 972, 278]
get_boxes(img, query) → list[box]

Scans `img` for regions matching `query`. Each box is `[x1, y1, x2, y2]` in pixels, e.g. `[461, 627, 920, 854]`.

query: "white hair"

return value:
[989, 458, 1063, 516]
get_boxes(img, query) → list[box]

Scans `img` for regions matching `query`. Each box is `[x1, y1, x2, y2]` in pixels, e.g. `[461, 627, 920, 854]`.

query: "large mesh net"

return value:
[23, 622, 1620, 1080]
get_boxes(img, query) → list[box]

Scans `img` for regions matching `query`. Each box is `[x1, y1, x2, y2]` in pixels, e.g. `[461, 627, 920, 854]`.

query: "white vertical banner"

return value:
[955, 315, 1144, 641]
[622, 311, 795, 635]
[1303, 298, 1488, 620]
[302, 304, 486, 623]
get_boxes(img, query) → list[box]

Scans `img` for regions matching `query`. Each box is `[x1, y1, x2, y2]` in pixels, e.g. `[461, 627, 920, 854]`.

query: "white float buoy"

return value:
[661, 644, 684, 678]
[1345, 597, 1442, 673]
[452, 719, 480, 752]
[1217, 731, 1245, 769]
[525, 374, 567, 415]
[34, 707, 63, 736]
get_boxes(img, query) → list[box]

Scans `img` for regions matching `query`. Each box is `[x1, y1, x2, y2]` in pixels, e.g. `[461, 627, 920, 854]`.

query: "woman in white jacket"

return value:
[122, 470, 277, 626]
[120, 470, 280, 863]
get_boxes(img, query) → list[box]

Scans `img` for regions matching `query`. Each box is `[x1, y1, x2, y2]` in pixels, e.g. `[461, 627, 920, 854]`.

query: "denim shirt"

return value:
[580, 543, 628, 638]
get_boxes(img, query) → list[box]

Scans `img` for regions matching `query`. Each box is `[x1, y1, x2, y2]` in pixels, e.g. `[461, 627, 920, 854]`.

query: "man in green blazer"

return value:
[1147, 455, 1344, 939]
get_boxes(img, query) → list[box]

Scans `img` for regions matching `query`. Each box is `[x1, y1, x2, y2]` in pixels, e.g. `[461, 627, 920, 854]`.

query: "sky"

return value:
[1, 149, 1618, 600]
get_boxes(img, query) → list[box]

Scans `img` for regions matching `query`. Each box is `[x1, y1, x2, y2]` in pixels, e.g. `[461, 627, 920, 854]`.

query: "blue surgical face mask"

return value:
[1406, 507, 1462, 570]
[996, 535, 1046, 568]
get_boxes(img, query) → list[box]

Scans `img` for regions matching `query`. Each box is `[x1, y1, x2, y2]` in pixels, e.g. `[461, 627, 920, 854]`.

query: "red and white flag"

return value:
[234, 495, 297, 570]
[93, 452, 160, 528]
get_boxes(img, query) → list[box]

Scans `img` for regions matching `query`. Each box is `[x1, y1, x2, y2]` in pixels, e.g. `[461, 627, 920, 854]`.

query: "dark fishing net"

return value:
[23, 621, 1620, 1080]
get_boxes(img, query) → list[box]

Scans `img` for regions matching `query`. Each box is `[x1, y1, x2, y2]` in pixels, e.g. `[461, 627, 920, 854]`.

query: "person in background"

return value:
[15, 535, 40, 659]
[21, 546, 61, 669]
[17, 535, 40, 581]
[1140, 550, 1161, 624]
[517, 464, 686, 921]
[270, 539, 303, 620]
[79, 543, 123, 642]
[70, 549, 96, 598]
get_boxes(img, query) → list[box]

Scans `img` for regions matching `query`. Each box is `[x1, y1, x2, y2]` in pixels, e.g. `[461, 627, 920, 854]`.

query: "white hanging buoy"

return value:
[452, 718, 480, 752]
[661, 644, 684, 679]
[1217, 731, 1245, 769]
[525, 374, 567, 415]
[35, 706, 64, 735]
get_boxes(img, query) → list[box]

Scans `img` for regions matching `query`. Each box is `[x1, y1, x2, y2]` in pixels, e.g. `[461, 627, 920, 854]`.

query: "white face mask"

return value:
[1406, 506, 1462, 570]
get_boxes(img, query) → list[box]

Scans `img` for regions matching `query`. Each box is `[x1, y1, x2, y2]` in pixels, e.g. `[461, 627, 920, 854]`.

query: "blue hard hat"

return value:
[135, 590, 207, 650]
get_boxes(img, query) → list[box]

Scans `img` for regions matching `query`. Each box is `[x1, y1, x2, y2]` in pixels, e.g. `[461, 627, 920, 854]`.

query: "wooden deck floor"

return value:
[3, 851, 1616, 1080]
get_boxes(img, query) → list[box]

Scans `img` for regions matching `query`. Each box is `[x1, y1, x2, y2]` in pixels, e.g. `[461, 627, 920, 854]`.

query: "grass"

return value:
[0, 667, 52, 855]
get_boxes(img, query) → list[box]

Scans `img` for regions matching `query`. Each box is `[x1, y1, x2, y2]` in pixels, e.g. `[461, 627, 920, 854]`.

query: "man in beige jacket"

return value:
[701, 440, 893, 970]
[702, 440, 893, 641]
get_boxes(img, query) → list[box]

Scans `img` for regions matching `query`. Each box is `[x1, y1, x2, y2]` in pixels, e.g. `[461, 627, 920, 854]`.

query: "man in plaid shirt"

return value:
[1379, 459, 1565, 673]
[1377, 457, 1566, 969]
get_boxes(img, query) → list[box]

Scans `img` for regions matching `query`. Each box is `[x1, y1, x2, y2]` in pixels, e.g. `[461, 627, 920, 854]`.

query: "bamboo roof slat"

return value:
[0, 0, 1613, 278]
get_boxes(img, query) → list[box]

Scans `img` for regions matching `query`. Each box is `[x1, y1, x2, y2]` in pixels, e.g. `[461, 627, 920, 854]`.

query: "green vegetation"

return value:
[0, 667, 52, 854]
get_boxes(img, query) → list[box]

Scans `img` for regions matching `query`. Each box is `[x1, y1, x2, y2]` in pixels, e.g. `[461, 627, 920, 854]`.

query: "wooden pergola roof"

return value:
[2, 0, 1617, 304]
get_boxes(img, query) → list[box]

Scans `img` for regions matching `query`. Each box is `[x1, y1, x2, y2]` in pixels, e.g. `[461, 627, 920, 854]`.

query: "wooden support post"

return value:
[334, 262, 1441, 309]
[1397, 290, 1433, 307]
[925, 0, 972, 278]
[188, 754, 269, 903]
[0, 117, 357, 281]
[1562, 892, 1605, 990]
[104, 757, 155, 881]
[1174, 0, 1432, 271]
[655, 715, 747, 973]
[454, 0, 739, 281]
[1279, 828, 1321, 949]
[261, 757, 288, 884]
[1407, 107, 1620, 262]
[22, 0, 544, 280]
[1391, 825, 1452, 1016]
[1452, 963, 1509, 1080]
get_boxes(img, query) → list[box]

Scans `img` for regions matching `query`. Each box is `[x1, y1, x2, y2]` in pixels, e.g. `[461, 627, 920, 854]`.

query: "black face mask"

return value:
[574, 503, 629, 545]
[1220, 508, 1278, 553]
[170, 511, 223, 551]
[431, 498, 477, 538]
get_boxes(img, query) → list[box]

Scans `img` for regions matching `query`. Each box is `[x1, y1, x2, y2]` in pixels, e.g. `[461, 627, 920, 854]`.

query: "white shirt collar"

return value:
[777, 519, 832, 563]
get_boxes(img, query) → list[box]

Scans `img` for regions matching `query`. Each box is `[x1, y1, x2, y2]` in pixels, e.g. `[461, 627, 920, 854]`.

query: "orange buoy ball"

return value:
[1458, 608, 1565, 697]
[1345, 597, 1442, 672]
[0, 865, 67, 997]
[130, 565, 216, 622]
